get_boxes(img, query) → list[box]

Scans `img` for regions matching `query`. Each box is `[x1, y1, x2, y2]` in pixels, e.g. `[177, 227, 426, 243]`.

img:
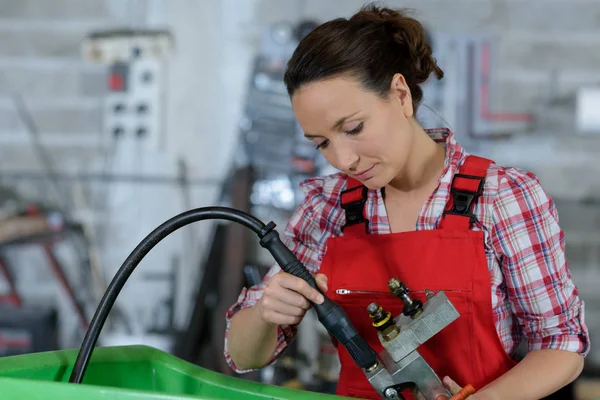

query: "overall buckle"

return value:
[341, 186, 369, 233]
[445, 174, 485, 223]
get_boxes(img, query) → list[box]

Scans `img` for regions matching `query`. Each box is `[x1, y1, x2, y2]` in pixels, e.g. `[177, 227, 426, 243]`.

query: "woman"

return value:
[224, 4, 589, 399]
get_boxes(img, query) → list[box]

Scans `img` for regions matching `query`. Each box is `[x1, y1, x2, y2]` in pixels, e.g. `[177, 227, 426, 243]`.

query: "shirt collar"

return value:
[424, 127, 466, 180]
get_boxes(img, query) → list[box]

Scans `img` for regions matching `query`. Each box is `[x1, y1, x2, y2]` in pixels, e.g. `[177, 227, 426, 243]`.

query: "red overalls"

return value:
[318, 155, 517, 399]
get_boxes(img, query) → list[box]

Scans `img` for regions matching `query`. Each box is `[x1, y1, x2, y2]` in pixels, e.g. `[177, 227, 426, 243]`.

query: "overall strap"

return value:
[340, 177, 369, 236]
[440, 155, 493, 231]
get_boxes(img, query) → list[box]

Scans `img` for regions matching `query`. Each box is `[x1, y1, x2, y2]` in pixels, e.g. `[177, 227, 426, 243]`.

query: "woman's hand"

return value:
[413, 376, 477, 400]
[442, 376, 480, 399]
[443, 376, 464, 395]
[257, 272, 328, 326]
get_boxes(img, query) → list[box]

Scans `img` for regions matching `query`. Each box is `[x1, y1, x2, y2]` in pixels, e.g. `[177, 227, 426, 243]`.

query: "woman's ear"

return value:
[390, 73, 414, 118]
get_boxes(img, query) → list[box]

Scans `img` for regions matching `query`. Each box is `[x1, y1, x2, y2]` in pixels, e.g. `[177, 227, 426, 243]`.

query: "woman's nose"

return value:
[335, 146, 359, 173]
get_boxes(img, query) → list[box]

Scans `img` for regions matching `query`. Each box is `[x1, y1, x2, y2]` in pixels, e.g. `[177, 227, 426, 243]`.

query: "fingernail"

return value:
[323, 284, 328, 292]
[316, 294, 324, 304]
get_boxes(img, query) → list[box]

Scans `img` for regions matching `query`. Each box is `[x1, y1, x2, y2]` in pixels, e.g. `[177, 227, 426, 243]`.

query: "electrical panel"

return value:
[103, 59, 163, 148]
[82, 29, 173, 151]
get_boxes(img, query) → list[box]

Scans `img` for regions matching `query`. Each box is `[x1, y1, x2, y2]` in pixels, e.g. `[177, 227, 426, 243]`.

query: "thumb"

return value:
[443, 376, 462, 395]
[314, 273, 328, 293]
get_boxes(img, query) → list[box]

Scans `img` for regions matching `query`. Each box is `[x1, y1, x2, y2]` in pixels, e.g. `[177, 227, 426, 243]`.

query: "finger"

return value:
[443, 376, 462, 395]
[281, 275, 324, 304]
[267, 284, 312, 310]
[267, 274, 312, 309]
[314, 273, 328, 292]
[262, 309, 303, 326]
[261, 297, 307, 318]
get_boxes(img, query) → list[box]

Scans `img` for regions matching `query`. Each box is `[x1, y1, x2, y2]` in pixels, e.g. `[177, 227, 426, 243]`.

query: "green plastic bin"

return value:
[0, 345, 346, 399]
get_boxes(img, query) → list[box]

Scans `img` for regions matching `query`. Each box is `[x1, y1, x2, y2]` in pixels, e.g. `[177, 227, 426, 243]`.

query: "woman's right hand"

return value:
[257, 272, 328, 326]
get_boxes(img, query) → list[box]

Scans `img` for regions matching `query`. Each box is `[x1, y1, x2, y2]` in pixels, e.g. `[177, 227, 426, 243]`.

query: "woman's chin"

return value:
[360, 177, 386, 191]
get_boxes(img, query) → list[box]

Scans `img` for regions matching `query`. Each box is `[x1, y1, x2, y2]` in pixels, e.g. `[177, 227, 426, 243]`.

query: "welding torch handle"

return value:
[258, 228, 322, 294]
[259, 229, 379, 370]
[436, 384, 476, 400]
[285, 259, 319, 290]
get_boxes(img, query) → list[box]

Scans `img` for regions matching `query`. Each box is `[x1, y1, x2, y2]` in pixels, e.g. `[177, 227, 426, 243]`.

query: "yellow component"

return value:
[372, 311, 392, 328]
[369, 306, 383, 319]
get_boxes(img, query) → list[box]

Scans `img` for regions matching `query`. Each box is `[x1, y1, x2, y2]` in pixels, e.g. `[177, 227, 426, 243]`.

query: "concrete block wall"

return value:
[0, 0, 129, 153]
[0, 0, 261, 350]
[0, 0, 153, 347]
[0, 0, 245, 348]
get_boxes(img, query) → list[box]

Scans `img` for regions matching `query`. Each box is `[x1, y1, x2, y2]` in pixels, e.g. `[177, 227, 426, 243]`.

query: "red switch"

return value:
[109, 73, 124, 91]
[108, 62, 129, 92]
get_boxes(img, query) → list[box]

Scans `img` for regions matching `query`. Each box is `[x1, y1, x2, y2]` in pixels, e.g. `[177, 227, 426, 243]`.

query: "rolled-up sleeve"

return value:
[223, 194, 325, 373]
[490, 168, 589, 356]
[223, 264, 290, 373]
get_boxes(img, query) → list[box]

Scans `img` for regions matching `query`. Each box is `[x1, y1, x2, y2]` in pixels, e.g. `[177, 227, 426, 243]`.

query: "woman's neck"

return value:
[386, 124, 446, 195]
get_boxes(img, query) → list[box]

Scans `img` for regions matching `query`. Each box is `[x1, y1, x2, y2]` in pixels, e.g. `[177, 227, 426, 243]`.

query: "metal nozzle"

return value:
[367, 302, 379, 315]
[388, 278, 423, 318]
[365, 361, 379, 373]
[367, 302, 397, 337]
[367, 302, 386, 322]
[388, 277, 401, 292]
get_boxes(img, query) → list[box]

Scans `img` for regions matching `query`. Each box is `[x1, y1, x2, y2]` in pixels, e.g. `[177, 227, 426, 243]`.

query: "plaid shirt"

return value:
[224, 128, 590, 373]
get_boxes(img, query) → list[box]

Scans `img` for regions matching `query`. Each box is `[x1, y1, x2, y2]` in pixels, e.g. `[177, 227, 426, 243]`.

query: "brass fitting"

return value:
[381, 324, 400, 342]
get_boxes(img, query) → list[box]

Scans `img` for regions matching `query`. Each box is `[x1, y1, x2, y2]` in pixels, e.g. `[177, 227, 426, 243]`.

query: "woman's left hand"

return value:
[442, 376, 483, 399]
[412, 376, 480, 399]
[442, 376, 463, 395]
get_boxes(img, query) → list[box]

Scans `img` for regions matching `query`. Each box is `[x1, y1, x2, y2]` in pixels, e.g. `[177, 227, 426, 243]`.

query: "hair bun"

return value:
[354, 5, 444, 84]
[284, 2, 445, 113]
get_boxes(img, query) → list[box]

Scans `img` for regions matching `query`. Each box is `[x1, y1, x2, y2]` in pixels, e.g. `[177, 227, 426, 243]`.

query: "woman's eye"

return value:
[345, 122, 363, 135]
[316, 140, 329, 150]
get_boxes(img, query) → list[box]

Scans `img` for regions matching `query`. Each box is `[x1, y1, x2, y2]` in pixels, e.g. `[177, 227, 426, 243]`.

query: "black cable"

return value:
[68, 206, 265, 383]
[68, 206, 377, 384]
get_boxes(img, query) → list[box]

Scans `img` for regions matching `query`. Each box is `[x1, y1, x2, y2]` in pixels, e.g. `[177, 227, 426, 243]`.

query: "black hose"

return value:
[68, 206, 377, 384]
[68, 207, 265, 383]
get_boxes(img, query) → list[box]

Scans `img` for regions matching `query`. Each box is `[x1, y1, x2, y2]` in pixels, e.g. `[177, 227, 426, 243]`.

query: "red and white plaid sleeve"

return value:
[490, 168, 590, 356]
[223, 181, 328, 373]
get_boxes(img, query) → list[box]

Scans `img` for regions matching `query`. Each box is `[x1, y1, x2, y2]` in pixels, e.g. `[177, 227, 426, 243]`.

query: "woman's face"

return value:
[291, 74, 418, 190]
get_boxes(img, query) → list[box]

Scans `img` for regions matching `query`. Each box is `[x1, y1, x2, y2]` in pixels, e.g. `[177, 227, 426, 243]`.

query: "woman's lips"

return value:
[355, 165, 375, 180]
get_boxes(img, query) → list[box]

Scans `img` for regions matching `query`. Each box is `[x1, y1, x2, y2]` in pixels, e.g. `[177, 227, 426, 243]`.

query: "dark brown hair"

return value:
[283, 3, 444, 113]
